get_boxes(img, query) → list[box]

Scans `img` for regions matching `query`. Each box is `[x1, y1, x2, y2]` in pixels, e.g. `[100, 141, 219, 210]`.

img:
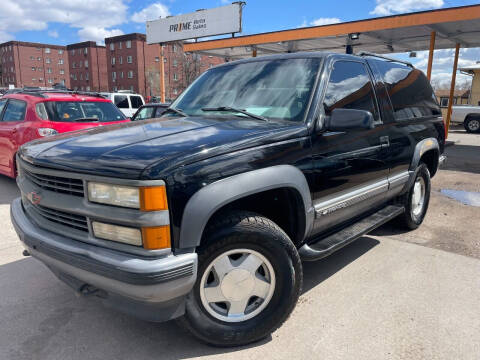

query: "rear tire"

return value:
[178, 211, 302, 347]
[396, 163, 431, 230]
[464, 116, 480, 133]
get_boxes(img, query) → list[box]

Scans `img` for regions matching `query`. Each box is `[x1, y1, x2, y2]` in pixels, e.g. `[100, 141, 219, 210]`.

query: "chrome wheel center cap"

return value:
[221, 269, 255, 301]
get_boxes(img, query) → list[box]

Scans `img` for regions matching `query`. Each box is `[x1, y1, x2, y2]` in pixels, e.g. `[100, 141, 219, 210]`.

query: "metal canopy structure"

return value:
[184, 5, 480, 59]
[183, 4, 480, 136]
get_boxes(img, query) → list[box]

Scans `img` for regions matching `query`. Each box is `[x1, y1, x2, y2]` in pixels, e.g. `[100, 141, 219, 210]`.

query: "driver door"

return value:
[309, 59, 390, 236]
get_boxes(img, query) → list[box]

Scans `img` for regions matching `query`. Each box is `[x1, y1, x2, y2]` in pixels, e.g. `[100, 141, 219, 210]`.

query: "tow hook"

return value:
[79, 284, 107, 298]
[22, 250, 30, 257]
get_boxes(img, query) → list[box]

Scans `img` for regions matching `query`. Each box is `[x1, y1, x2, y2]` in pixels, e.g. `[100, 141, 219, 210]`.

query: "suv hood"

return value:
[20, 116, 307, 179]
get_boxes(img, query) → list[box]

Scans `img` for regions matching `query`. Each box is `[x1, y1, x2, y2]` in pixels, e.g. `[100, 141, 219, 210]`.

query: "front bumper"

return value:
[10, 198, 197, 322]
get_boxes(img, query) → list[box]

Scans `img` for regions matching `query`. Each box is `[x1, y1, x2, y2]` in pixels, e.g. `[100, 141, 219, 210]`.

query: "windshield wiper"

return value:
[73, 117, 100, 122]
[202, 106, 268, 122]
[163, 107, 187, 117]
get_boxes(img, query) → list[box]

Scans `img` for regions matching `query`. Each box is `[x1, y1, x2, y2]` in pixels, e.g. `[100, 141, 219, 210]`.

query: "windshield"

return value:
[44, 101, 126, 122]
[171, 58, 320, 122]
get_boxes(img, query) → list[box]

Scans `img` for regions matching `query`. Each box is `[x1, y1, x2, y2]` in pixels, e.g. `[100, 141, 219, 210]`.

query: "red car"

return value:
[0, 90, 129, 177]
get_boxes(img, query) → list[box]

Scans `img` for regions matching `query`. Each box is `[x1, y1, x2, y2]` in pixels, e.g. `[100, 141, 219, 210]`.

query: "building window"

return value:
[110, 43, 114, 51]
[119, 56, 122, 64]
[48, 78, 53, 84]
[173, 59, 177, 67]
[119, 42, 122, 49]
[45, 48, 51, 54]
[47, 68, 52, 74]
[80, 74, 83, 80]
[39, 77, 43, 82]
[126, 40, 131, 48]
[127, 71, 133, 78]
[111, 57, 115, 65]
[155, 57, 159, 62]
[32, 78, 36, 82]
[31, 67, 36, 71]
[60, 69, 65, 75]
[58, 49, 64, 55]
[71, 49, 75, 55]
[173, 44, 177, 52]
[130, 85, 134, 92]
[37, 57, 41, 61]
[79, 60, 82, 67]
[440, 97, 449, 107]
[72, 62, 76, 68]
[73, 74, 77, 80]
[112, 72, 116, 81]
[120, 71, 124, 79]
[58, 59, 64, 65]
[84, 48, 88, 55]
[173, 88, 178, 95]
[85, 73, 89, 80]
[173, 73, 178, 81]
[84, 60, 88, 68]
[127, 56, 132, 64]
[113, 86, 118, 92]
[30, 56, 35, 60]
[86, 86, 90, 91]
[45, 58, 51, 64]
[164, 58, 167, 63]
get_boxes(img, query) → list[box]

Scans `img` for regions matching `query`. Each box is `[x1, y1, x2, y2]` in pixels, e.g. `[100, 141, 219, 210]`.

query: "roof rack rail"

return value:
[17, 89, 106, 98]
[357, 52, 414, 68]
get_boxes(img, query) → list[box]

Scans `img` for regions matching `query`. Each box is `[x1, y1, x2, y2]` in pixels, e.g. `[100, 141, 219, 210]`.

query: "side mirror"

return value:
[325, 108, 374, 131]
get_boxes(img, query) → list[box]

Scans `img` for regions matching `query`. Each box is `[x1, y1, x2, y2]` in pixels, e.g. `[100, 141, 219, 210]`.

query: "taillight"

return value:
[37, 128, 58, 137]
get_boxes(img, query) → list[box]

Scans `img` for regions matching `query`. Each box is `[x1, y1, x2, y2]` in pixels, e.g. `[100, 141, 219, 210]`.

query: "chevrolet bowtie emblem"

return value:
[27, 191, 42, 205]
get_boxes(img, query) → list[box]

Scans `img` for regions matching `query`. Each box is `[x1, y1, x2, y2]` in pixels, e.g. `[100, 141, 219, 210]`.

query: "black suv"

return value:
[11, 52, 445, 346]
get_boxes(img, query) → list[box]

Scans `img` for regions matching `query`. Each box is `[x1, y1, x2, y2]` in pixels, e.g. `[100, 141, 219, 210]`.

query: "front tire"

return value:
[464, 116, 480, 133]
[396, 163, 431, 230]
[178, 211, 302, 347]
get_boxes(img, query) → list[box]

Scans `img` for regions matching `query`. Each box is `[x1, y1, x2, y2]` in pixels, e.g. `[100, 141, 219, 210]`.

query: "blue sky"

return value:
[1, 0, 479, 87]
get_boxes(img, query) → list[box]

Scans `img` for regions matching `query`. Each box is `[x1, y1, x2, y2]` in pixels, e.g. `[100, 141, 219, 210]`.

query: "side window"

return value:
[0, 99, 7, 120]
[372, 59, 441, 120]
[2, 99, 27, 122]
[130, 96, 144, 109]
[135, 107, 155, 120]
[114, 95, 129, 109]
[324, 61, 379, 122]
[155, 106, 167, 117]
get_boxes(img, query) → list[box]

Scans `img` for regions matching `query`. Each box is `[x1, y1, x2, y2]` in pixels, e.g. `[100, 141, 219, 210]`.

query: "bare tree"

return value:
[182, 53, 202, 89]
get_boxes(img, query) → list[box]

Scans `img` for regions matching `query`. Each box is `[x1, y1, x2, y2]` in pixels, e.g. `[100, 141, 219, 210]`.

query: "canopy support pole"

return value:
[446, 43, 460, 138]
[427, 31, 436, 80]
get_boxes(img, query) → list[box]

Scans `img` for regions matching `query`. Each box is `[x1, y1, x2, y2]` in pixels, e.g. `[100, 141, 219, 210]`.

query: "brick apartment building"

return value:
[105, 33, 224, 100]
[0, 41, 69, 88]
[67, 41, 108, 92]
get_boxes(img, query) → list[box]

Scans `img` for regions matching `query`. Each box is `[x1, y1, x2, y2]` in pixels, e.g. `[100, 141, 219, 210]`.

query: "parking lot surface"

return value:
[1, 128, 479, 360]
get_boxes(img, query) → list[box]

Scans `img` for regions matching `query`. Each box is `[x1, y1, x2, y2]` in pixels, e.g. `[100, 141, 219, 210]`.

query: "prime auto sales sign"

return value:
[146, 3, 243, 44]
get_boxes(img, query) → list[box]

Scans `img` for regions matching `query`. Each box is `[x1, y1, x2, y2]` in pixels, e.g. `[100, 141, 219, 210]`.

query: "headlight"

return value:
[37, 128, 58, 137]
[88, 182, 140, 208]
[88, 182, 168, 211]
[92, 221, 171, 249]
[92, 221, 142, 246]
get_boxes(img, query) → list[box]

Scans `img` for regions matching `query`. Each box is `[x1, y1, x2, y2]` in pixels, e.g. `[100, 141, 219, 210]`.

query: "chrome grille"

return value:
[23, 167, 84, 197]
[28, 202, 89, 232]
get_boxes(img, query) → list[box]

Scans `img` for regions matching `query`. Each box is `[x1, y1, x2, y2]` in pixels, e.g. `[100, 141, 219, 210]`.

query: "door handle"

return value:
[380, 136, 390, 148]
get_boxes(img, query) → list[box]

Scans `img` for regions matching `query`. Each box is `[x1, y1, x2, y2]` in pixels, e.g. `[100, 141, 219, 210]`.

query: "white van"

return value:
[101, 92, 145, 118]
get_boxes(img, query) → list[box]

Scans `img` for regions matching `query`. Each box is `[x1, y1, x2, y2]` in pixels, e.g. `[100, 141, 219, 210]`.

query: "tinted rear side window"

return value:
[130, 96, 143, 108]
[371, 60, 441, 120]
[2, 99, 27, 122]
[114, 95, 129, 108]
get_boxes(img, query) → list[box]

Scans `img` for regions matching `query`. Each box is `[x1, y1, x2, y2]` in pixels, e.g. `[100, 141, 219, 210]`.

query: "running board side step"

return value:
[299, 205, 404, 261]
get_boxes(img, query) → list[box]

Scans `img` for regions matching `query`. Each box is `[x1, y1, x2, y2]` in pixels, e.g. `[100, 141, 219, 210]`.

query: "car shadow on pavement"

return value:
[0, 175, 20, 205]
[0, 238, 380, 359]
[301, 236, 379, 294]
[443, 144, 480, 174]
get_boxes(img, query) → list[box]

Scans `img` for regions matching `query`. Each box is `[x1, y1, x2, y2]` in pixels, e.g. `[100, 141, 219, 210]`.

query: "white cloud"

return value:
[0, 0, 127, 42]
[299, 17, 341, 28]
[131, 3, 170, 23]
[48, 30, 58, 38]
[370, 0, 444, 16]
[78, 27, 124, 44]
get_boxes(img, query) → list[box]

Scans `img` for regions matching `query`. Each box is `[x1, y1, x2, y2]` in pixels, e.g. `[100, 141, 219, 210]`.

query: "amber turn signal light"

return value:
[140, 186, 168, 211]
[142, 226, 171, 250]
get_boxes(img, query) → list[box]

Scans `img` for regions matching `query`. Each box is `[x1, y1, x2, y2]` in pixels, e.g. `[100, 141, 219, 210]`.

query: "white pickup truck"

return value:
[451, 105, 480, 133]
